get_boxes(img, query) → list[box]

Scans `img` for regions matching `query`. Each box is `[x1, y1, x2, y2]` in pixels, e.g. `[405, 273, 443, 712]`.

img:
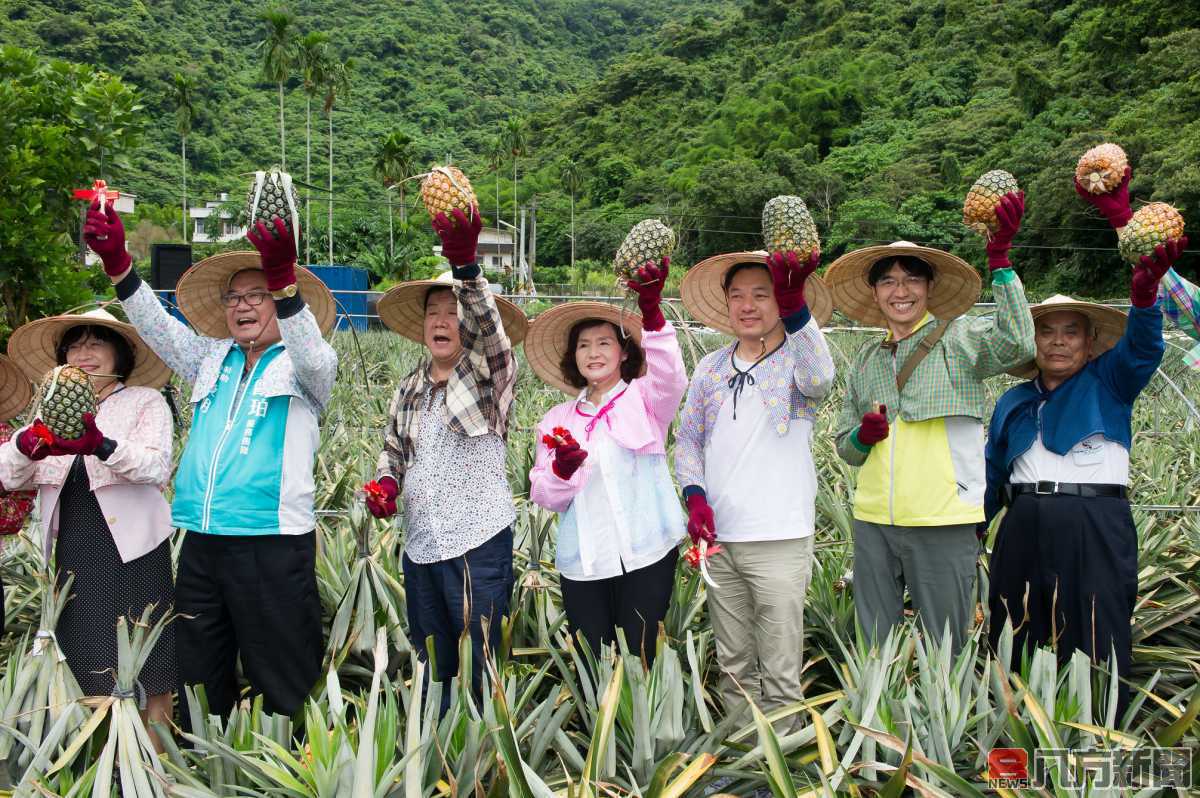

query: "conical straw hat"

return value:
[680, 251, 833, 335]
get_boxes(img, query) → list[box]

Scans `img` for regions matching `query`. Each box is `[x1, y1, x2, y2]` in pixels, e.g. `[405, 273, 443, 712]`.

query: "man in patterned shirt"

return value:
[367, 205, 526, 712]
[826, 192, 1034, 655]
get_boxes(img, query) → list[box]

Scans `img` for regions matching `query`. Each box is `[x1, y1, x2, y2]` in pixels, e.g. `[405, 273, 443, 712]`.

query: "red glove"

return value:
[856, 405, 889, 447]
[984, 192, 1024, 271]
[83, 199, 132, 278]
[364, 476, 399, 519]
[1131, 237, 1188, 308]
[627, 258, 668, 332]
[46, 414, 106, 457]
[766, 250, 819, 318]
[246, 218, 298, 292]
[1075, 165, 1133, 229]
[15, 422, 53, 462]
[432, 206, 482, 267]
[685, 492, 716, 544]
[552, 442, 588, 480]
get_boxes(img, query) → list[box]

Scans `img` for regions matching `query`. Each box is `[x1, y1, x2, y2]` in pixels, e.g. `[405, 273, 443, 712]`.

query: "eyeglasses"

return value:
[875, 275, 928, 290]
[221, 290, 271, 308]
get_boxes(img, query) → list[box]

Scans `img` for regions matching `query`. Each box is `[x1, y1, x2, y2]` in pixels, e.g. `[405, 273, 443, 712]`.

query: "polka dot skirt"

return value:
[55, 457, 177, 697]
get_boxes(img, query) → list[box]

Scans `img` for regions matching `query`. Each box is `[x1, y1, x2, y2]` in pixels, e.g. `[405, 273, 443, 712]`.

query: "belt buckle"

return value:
[1035, 481, 1057, 495]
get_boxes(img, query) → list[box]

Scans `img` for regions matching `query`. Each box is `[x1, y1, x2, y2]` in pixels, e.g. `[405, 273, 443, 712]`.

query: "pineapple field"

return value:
[1, 307, 1198, 797]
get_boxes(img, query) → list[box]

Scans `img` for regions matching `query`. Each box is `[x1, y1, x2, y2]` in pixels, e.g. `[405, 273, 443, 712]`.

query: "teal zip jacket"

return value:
[118, 273, 337, 535]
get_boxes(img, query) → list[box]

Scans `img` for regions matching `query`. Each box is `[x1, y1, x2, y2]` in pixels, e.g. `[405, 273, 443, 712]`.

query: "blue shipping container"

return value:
[306, 265, 370, 331]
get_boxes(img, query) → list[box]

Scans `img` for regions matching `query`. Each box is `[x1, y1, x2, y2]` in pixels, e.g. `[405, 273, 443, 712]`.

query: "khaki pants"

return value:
[706, 536, 814, 726]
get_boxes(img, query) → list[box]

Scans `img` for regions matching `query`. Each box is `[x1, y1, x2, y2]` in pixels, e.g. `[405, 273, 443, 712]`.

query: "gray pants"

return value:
[706, 536, 814, 727]
[852, 520, 979, 654]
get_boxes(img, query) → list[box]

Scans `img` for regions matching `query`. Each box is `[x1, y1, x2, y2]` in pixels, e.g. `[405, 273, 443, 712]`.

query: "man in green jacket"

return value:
[826, 193, 1035, 653]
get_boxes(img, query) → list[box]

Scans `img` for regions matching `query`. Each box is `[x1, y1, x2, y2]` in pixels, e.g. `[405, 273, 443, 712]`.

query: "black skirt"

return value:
[54, 457, 177, 697]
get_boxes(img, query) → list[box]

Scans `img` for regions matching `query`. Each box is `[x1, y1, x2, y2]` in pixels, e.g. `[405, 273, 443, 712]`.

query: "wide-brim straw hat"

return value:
[825, 241, 981, 327]
[680, 251, 834, 336]
[377, 271, 529, 346]
[175, 251, 337, 338]
[6, 307, 172, 389]
[0, 354, 32, 421]
[1009, 294, 1127, 379]
[525, 301, 646, 395]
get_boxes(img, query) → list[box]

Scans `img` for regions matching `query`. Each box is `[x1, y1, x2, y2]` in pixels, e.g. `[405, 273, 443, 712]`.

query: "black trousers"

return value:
[176, 531, 324, 720]
[402, 526, 513, 714]
[560, 547, 679, 665]
[987, 494, 1137, 713]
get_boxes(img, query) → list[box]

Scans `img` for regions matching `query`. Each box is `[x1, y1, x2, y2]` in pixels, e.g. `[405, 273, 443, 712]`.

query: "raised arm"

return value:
[626, 258, 688, 427]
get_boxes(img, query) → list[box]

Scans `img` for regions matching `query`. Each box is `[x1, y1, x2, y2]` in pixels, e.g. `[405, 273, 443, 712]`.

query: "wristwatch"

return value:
[271, 283, 298, 300]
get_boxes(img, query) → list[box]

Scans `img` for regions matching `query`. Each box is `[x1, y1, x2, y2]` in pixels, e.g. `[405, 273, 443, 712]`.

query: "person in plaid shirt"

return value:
[826, 192, 1035, 654]
[367, 205, 526, 712]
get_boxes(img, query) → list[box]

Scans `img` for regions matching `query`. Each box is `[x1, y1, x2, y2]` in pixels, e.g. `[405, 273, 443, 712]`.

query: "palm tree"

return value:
[372, 130, 416, 258]
[560, 159, 582, 269]
[296, 31, 330, 265]
[503, 117, 527, 246]
[170, 72, 196, 243]
[257, 7, 296, 169]
[321, 54, 353, 265]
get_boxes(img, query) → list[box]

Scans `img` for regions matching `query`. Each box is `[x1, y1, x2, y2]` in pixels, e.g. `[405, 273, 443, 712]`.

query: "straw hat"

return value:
[525, 301, 645, 395]
[679, 251, 834, 336]
[0, 354, 32, 421]
[824, 241, 982, 327]
[1009, 295, 1127, 379]
[6, 307, 172, 389]
[376, 271, 529, 346]
[174, 250, 337, 338]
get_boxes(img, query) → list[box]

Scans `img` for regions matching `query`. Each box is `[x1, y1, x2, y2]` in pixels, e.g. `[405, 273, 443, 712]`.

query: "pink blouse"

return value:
[0, 385, 174, 563]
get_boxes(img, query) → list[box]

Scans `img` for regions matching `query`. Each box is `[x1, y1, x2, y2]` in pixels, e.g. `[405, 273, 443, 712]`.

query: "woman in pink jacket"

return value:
[525, 260, 687, 663]
[1, 309, 176, 737]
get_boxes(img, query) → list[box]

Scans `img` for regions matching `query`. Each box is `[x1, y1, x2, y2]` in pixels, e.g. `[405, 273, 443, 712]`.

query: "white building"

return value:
[190, 193, 246, 243]
[433, 226, 513, 274]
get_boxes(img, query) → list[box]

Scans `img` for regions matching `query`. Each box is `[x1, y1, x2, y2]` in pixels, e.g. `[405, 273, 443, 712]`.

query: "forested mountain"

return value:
[3, 0, 1196, 295]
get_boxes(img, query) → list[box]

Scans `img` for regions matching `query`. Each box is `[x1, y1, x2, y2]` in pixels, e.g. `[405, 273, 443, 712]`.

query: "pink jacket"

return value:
[529, 324, 687, 513]
[0, 385, 174, 563]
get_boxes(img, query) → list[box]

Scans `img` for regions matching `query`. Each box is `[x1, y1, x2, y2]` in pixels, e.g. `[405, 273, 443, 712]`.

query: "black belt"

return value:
[1007, 482, 1128, 501]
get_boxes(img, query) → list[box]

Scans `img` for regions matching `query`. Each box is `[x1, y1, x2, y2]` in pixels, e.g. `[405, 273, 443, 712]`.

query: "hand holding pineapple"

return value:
[83, 198, 132, 280]
[15, 413, 107, 460]
[983, 191, 1025, 272]
[765, 249, 819, 318]
[1131, 236, 1189, 308]
[625, 258, 669, 331]
[1074, 144, 1133, 229]
[246, 217, 299, 293]
[431, 205, 483, 267]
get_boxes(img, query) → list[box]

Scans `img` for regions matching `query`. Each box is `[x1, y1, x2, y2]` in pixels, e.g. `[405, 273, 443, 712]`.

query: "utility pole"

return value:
[528, 197, 537, 278]
[518, 206, 527, 291]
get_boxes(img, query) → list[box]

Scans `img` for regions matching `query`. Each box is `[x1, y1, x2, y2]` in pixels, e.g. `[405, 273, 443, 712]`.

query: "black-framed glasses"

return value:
[221, 290, 271, 308]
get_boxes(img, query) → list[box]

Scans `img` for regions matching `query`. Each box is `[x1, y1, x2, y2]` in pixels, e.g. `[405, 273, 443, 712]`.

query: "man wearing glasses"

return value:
[85, 202, 337, 721]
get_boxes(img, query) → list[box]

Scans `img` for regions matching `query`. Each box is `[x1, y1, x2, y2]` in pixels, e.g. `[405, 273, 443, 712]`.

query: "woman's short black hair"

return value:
[559, 319, 645, 390]
[867, 255, 934, 286]
[722, 261, 772, 293]
[56, 324, 136, 381]
[423, 285, 455, 311]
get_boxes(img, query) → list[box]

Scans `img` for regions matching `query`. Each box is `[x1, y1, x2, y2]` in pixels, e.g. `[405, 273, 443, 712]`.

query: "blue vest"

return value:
[984, 305, 1163, 520]
[172, 344, 294, 534]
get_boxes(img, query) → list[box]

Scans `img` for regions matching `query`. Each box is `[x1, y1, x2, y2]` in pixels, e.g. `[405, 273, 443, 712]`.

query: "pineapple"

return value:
[1075, 143, 1128, 194]
[33, 366, 97, 440]
[613, 219, 676, 281]
[245, 168, 301, 235]
[1117, 202, 1185, 263]
[420, 165, 477, 221]
[762, 195, 820, 259]
[963, 169, 1019, 237]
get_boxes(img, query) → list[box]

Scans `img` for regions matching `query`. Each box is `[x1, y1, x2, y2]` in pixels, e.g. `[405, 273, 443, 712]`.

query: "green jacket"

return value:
[834, 269, 1035, 526]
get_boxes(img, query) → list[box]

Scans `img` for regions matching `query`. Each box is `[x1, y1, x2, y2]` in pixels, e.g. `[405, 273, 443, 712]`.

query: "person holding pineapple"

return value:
[83, 198, 339, 721]
[368, 205, 526, 712]
[524, 258, 688, 664]
[985, 166, 1188, 715]
[0, 311, 176, 740]
[826, 193, 1035, 655]
[676, 249, 837, 726]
